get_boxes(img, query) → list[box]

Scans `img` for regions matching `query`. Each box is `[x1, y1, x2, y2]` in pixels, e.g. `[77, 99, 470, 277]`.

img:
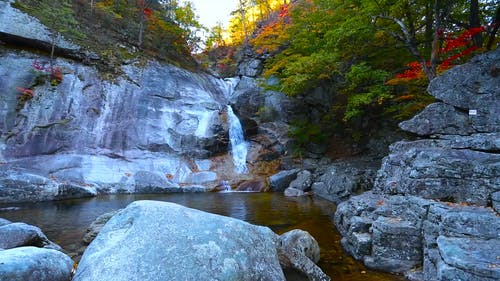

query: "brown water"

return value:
[0, 193, 405, 281]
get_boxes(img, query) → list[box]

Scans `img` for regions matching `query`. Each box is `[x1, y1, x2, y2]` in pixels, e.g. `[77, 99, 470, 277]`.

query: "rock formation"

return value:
[334, 49, 500, 280]
[0, 218, 73, 281]
[74, 200, 329, 281]
[0, 1, 290, 203]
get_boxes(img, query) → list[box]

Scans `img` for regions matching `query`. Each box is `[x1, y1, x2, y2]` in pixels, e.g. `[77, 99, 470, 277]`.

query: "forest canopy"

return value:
[204, 0, 499, 146]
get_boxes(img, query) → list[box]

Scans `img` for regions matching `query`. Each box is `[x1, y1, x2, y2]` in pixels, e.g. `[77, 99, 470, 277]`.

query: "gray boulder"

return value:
[312, 159, 378, 203]
[277, 230, 330, 281]
[269, 169, 300, 192]
[278, 229, 320, 264]
[401, 50, 499, 135]
[82, 209, 122, 245]
[73, 200, 286, 281]
[133, 171, 180, 193]
[0, 222, 61, 250]
[0, 246, 73, 281]
[289, 170, 312, 191]
[399, 102, 475, 136]
[238, 58, 263, 77]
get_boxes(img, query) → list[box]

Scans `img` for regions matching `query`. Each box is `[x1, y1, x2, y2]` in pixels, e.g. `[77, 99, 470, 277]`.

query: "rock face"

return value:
[0, 246, 74, 281]
[0, 2, 293, 202]
[335, 192, 500, 280]
[73, 200, 287, 281]
[0, 51, 232, 202]
[335, 49, 500, 280]
[375, 49, 500, 207]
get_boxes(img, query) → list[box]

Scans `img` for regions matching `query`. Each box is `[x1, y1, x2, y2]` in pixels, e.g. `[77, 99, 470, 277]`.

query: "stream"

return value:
[0, 193, 404, 281]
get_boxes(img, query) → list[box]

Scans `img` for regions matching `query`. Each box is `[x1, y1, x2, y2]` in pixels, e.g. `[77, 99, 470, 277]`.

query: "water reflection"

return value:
[0, 193, 404, 281]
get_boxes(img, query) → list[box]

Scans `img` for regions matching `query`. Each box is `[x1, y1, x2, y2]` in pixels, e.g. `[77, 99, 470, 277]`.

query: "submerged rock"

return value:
[74, 200, 287, 281]
[0, 246, 73, 281]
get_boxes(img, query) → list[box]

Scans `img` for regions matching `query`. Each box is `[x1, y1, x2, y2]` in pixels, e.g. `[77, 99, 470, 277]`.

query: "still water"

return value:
[0, 193, 404, 281]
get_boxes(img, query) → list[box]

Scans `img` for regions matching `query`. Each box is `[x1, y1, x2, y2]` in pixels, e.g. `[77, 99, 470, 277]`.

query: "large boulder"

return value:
[0, 246, 73, 281]
[269, 169, 301, 192]
[400, 50, 500, 135]
[73, 200, 287, 281]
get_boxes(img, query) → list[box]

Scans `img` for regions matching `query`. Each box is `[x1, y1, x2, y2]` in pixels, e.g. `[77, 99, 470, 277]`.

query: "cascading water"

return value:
[226, 105, 249, 174]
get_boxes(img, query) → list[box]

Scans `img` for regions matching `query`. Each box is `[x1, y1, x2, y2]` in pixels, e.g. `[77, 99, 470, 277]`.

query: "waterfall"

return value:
[226, 105, 248, 174]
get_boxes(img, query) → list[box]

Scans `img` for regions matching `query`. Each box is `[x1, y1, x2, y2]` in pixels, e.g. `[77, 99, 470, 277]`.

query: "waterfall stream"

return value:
[226, 105, 248, 174]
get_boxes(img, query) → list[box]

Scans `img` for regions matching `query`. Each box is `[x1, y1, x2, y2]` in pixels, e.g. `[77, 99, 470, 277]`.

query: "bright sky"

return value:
[186, 0, 238, 29]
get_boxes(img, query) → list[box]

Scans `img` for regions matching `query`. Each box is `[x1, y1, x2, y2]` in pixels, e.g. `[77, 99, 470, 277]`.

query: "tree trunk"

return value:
[486, 4, 500, 50]
[469, 0, 483, 47]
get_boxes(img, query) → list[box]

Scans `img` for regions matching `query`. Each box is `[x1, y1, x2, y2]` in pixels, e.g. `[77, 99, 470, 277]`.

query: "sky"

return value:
[186, 0, 238, 29]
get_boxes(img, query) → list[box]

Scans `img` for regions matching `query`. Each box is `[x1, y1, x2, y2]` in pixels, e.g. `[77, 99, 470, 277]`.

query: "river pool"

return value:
[0, 193, 405, 281]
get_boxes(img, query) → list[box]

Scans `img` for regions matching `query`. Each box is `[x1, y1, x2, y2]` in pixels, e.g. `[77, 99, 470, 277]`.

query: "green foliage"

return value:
[247, 0, 497, 147]
[342, 63, 392, 121]
[288, 119, 328, 156]
[14, 0, 203, 69]
[14, 0, 85, 40]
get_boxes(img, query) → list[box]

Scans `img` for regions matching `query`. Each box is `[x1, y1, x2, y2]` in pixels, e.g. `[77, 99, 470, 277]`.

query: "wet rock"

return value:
[312, 159, 379, 203]
[82, 210, 122, 245]
[74, 200, 286, 281]
[0, 222, 61, 250]
[288, 170, 312, 191]
[0, 246, 73, 281]
[236, 179, 268, 192]
[269, 169, 300, 192]
[278, 229, 320, 264]
[181, 185, 213, 192]
[284, 187, 306, 197]
[133, 171, 180, 193]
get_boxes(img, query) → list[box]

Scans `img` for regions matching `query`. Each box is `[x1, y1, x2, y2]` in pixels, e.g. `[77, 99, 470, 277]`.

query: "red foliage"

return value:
[395, 26, 487, 80]
[278, 4, 289, 18]
[16, 87, 34, 98]
[396, 61, 424, 79]
[143, 8, 152, 17]
[32, 59, 45, 72]
[31, 60, 63, 83]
